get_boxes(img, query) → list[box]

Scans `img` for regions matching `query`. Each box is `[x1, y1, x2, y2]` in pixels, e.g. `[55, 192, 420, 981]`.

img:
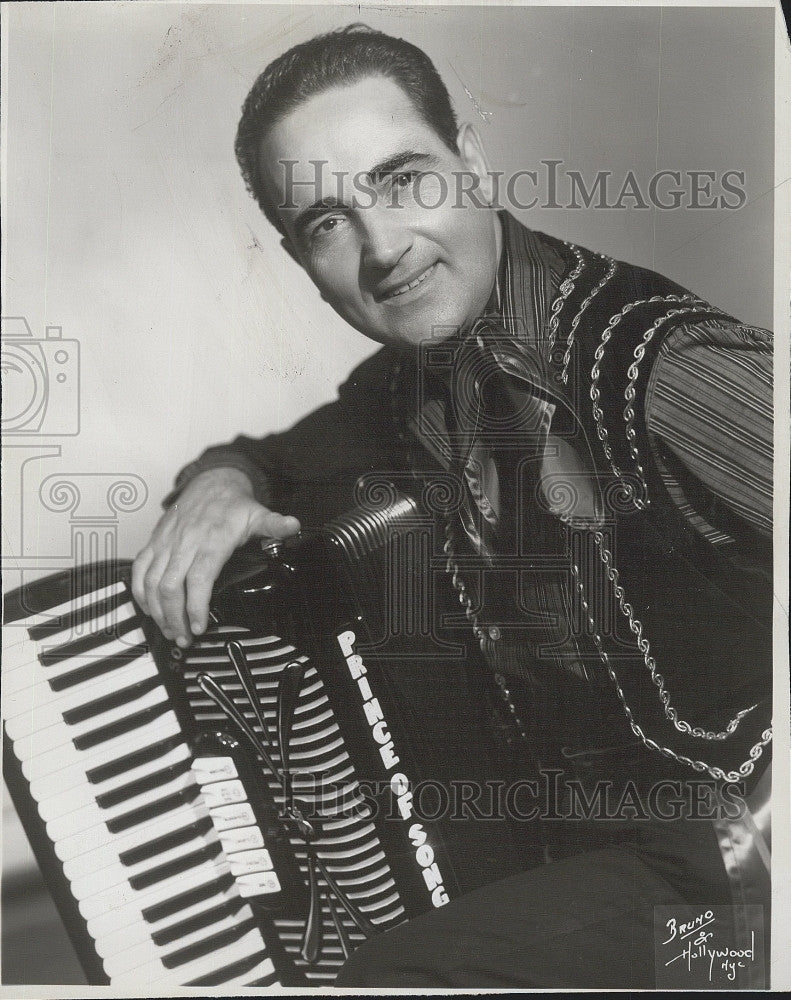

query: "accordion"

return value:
[3, 493, 525, 987]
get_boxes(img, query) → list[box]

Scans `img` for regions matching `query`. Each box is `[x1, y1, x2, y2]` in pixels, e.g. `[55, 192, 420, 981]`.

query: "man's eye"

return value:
[309, 215, 345, 240]
[392, 172, 417, 189]
[390, 170, 418, 191]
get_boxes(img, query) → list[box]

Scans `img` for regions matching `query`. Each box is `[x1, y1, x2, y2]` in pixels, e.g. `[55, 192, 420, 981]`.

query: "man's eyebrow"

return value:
[366, 150, 442, 180]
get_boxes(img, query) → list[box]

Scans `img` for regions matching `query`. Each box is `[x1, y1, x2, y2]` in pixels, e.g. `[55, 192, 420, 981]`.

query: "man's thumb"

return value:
[248, 505, 301, 540]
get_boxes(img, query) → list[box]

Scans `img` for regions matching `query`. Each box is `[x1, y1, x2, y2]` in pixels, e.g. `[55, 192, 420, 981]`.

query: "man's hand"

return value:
[131, 467, 300, 647]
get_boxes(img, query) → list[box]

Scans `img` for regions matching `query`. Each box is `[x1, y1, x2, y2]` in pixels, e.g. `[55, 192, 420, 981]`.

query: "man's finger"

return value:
[131, 547, 154, 614]
[185, 547, 235, 637]
[143, 550, 174, 638]
[158, 560, 193, 647]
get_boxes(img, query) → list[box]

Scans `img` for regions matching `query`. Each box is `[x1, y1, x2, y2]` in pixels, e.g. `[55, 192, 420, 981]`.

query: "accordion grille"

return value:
[181, 626, 405, 982]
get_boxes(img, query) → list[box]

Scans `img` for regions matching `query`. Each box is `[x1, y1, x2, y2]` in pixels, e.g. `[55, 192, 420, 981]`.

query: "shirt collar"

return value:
[478, 210, 566, 350]
[403, 214, 573, 464]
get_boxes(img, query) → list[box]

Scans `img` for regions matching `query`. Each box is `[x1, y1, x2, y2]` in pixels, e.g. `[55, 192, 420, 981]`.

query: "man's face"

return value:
[258, 76, 501, 348]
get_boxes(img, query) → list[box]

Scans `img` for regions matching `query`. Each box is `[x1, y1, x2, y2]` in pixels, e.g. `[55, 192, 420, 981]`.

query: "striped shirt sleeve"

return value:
[644, 319, 773, 536]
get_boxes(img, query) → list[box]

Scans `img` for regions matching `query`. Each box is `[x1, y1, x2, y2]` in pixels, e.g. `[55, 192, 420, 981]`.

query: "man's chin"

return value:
[348, 303, 470, 348]
[384, 312, 468, 347]
[350, 323, 453, 350]
[385, 326, 460, 349]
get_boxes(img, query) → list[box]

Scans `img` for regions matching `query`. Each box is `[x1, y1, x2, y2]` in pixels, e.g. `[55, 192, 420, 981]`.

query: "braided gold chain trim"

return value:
[560, 255, 618, 385]
[590, 531, 756, 739]
[590, 294, 704, 501]
[571, 537, 771, 782]
[623, 306, 728, 496]
[442, 518, 771, 780]
[443, 518, 485, 641]
[546, 244, 586, 357]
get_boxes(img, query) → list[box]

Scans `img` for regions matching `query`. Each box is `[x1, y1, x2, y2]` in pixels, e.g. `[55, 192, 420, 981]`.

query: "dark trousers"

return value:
[336, 814, 734, 989]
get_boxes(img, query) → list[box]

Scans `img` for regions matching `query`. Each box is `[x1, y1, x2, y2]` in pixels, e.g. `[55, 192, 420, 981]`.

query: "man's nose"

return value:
[359, 206, 412, 271]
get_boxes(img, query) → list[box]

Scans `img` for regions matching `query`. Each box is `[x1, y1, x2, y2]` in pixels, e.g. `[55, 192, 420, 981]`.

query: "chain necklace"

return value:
[442, 515, 531, 744]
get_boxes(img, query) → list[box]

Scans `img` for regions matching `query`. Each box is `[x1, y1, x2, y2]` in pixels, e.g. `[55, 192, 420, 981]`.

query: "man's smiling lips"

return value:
[375, 262, 438, 302]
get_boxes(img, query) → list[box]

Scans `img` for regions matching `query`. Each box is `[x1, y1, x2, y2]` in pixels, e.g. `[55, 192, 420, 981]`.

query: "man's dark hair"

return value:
[235, 23, 459, 233]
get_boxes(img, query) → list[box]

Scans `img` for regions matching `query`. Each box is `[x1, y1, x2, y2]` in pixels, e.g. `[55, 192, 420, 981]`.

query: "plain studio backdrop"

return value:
[0, 0, 778, 986]
[1, 3, 775, 574]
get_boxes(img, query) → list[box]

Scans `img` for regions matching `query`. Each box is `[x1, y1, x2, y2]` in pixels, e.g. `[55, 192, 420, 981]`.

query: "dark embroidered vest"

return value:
[437, 235, 772, 786]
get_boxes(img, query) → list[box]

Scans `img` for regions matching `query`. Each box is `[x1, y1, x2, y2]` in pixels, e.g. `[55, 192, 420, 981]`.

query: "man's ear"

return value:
[456, 123, 496, 206]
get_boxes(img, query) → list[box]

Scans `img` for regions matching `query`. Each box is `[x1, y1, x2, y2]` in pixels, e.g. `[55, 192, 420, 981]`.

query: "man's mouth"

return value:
[380, 263, 437, 300]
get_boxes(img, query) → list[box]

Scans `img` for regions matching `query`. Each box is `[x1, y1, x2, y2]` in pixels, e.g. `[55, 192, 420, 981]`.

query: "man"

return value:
[131, 25, 773, 988]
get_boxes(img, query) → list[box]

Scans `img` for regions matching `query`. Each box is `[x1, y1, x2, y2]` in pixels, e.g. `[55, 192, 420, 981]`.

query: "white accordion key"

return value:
[5, 665, 162, 743]
[3, 630, 148, 693]
[207, 801, 257, 832]
[69, 829, 219, 900]
[87, 870, 237, 943]
[56, 801, 186, 865]
[110, 926, 268, 989]
[92, 893, 225, 958]
[20, 711, 181, 787]
[218, 825, 264, 853]
[6, 581, 127, 631]
[208, 955, 277, 988]
[199, 779, 247, 809]
[78, 856, 231, 922]
[46, 769, 196, 844]
[4, 655, 158, 728]
[62, 801, 208, 881]
[37, 742, 192, 822]
[191, 756, 238, 785]
[86, 877, 230, 942]
[236, 871, 282, 898]
[32, 604, 139, 650]
[1, 633, 42, 675]
[12, 685, 170, 757]
[228, 849, 273, 877]
[101, 902, 254, 979]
